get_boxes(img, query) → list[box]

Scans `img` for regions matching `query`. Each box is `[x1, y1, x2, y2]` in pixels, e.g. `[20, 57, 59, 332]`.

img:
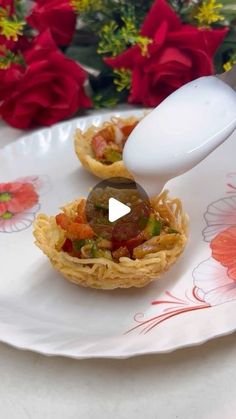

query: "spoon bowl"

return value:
[124, 75, 236, 196]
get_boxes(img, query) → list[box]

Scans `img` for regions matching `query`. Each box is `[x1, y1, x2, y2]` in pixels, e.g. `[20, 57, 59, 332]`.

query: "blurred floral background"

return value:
[0, 0, 235, 129]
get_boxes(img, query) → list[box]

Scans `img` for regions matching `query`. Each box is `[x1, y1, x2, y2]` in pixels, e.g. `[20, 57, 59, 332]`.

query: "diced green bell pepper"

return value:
[92, 245, 112, 260]
[167, 228, 179, 234]
[104, 148, 122, 163]
[145, 215, 162, 237]
[73, 239, 94, 252]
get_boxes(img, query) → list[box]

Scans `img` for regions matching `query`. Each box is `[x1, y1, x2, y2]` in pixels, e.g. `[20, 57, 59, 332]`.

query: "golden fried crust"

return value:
[74, 117, 139, 180]
[33, 192, 188, 290]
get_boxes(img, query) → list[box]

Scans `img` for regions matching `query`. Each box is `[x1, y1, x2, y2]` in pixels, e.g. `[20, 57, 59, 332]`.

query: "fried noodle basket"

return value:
[74, 117, 140, 180]
[34, 191, 188, 290]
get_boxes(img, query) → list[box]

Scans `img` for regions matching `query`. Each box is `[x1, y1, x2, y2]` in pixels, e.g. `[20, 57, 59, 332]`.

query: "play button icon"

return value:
[108, 198, 131, 222]
[86, 177, 151, 241]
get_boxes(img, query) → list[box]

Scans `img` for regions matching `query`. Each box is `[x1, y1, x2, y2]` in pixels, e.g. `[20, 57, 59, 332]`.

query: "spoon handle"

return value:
[217, 64, 236, 90]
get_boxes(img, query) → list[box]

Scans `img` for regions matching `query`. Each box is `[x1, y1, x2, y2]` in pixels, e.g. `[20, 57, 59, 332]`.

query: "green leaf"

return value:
[214, 31, 236, 72]
[66, 45, 106, 72]
[221, 0, 236, 5]
[93, 93, 120, 109]
[104, 148, 122, 163]
[72, 239, 86, 252]
[91, 79, 127, 108]
[167, 228, 179, 234]
[14, 0, 27, 20]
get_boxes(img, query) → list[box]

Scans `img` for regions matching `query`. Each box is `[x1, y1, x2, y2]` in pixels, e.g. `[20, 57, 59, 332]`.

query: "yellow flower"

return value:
[70, 0, 101, 13]
[120, 16, 152, 56]
[113, 68, 131, 92]
[0, 17, 25, 41]
[98, 22, 123, 56]
[223, 61, 232, 72]
[195, 0, 224, 27]
[98, 17, 152, 57]
[137, 36, 152, 56]
[223, 55, 236, 72]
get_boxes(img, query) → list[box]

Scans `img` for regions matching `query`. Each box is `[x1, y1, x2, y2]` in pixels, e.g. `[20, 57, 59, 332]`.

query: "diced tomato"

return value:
[62, 238, 73, 253]
[92, 135, 107, 159]
[74, 199, 87, 224]
[99, 126, 115, 142]
[121, 122, 138, 138]
[67, 222, 95, 240]
[56, 213, 70, 230]
[56, 208, 94, 241]
[125, 234, 145, 251]
[112, 233, 144, 252]
[62, 238, 81, 257]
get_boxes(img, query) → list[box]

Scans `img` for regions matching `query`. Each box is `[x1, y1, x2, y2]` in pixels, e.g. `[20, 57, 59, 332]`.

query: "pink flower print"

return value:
[210, 226, 236, 281]
[203, 196, 236, 242]
[194, 227, 236, 306]
[0, 182, 39, 216]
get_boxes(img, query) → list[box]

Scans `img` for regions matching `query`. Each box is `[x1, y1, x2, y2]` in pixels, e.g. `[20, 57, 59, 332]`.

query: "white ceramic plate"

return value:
[1, 109, 236, 359]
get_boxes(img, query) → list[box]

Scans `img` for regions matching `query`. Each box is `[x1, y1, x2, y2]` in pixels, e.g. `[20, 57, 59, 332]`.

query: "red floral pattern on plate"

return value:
[211, 227, 236, 281]
[126, 289, 210, 335]
[0, 175, 50, 233]
[126, 174, 236, 335]
[0, 182, 39, 215]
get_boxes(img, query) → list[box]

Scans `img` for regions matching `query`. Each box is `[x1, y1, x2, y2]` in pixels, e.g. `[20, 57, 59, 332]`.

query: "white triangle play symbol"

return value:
[108, 198, 131, 222]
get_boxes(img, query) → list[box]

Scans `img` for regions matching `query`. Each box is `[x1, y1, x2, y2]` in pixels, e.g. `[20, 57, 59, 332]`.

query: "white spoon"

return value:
[123, 69, 236, 196]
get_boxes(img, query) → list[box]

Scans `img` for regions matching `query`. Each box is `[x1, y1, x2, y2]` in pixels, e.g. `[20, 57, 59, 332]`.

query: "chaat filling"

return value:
[91, 120, 138, 165]
[55, 197, 180, 262]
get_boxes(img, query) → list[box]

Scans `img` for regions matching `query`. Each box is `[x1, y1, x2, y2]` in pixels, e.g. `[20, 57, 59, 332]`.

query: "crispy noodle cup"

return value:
[33, 191, 188, 290]
[74, 116, 140, 180]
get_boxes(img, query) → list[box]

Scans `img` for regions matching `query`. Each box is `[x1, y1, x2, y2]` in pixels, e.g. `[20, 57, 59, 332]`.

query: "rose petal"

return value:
[154, 21, 168, 46]
[141, 0, 181, 37]
[27, 2, 76, 46]
[199, 28, 229, 56]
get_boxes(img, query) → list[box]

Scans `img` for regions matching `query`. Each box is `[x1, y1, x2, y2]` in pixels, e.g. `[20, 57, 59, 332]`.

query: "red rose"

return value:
[27, 0, 76, 46]
[0, 30, 91, 129]
[105, 0, 228, 107]
[0, 63, 24, 100]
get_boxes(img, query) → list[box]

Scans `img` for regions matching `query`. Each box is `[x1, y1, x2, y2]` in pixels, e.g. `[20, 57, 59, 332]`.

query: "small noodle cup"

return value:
[74, 116, 140, 180]
[33, 191, 188, 290]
